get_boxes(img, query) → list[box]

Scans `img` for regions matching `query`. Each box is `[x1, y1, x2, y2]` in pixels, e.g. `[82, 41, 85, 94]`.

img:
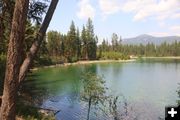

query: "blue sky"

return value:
[48, 0, 180, 42]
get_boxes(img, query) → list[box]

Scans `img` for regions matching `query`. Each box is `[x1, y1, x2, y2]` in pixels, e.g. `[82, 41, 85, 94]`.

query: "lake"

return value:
[26, 59, 180, 120]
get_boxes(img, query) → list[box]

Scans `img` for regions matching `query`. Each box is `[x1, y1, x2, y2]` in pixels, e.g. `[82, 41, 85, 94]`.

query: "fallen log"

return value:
[32, 106, 61, 116]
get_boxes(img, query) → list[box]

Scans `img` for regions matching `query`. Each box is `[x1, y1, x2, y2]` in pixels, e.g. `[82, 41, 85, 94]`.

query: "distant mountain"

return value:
[122, 34, 180, 45]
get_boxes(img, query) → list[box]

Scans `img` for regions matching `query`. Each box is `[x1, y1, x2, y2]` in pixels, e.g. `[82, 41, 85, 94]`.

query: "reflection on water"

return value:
[19, 74, 51, 106]
[26, 60, 180, 120]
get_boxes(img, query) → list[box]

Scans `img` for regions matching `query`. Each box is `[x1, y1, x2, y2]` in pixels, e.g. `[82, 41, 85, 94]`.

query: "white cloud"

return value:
[99, 0, 121, 16]
[172, 13, 180, 19]
[169, 25, 180, 36]
[148, 25, 180, 37]
[77, 0, 180, 22]
[122, 0, 180, 21]
[170, 26, 180, 31]
[77, 0, 95, 20]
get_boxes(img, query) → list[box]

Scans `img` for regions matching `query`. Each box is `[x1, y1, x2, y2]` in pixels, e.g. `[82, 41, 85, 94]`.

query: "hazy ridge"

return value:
[122, 34, 180, 45]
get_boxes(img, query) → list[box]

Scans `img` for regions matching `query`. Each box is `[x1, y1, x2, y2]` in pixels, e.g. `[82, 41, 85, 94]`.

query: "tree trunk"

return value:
[0, 0, 59, 119]
[0, 0, 29, 120]
[87, 97, 92, 120]
[19, 0, 59, 83]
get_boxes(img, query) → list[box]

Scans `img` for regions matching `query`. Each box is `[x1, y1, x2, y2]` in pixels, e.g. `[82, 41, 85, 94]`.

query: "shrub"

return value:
[100, 52, 129, 60]
[34, 55, 53, 66]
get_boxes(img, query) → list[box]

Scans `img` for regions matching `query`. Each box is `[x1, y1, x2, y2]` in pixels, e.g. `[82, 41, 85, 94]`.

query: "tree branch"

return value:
[18, 0, 59, 83]
[32, 106, 61, 115]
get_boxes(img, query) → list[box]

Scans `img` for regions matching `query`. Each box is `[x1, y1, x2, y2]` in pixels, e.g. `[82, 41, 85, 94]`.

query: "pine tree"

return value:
[81, 25, 88, 59]
[47, 31, 61, 57]
[76, 28, 81, 59]
[66, 21, 77, 62]
[86, 18, 97, 60]
[111, 33, 119, 52]
[60, 34, 65, 56]
[0, 1, 29, 119]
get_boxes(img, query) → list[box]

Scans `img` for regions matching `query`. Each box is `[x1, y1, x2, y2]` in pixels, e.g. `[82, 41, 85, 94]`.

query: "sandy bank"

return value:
[141, 56, 180, 59]
[31, 59, 136, 71]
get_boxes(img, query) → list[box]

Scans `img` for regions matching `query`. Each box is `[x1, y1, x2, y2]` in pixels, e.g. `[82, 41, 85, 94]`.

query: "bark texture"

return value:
[0, 0, 29, 119]
[0, 0, 59, 119]
[19, 0, 59, 83]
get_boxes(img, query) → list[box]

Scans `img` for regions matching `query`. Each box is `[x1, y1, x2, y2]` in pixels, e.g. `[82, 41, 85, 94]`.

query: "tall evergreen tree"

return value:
[60, 34, 65, 56]
[81, 25, 88, 59]
[0, 0, 48, 54]
[66, 21, 77, 62]
[86, 18, 97, 60]
[47, 30, 61, 57]
[111, 33, 119, 52]
[0, 1, 29, 119]
[76, 28, 81, 59]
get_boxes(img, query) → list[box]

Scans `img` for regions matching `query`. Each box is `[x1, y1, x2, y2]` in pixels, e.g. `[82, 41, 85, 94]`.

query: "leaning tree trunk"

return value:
[0, 0, 59, 119]
[0, 0, 29, 120]
[19, 0, 59, 83]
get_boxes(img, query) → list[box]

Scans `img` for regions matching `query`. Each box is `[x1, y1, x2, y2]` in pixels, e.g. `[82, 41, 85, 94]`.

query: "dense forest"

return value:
[1, 16, 180, 66]
[0, 0, 59, 119]
[38, 19, 180, 63]
[99, 39, 180, 57]
[0, 0, 180, 119]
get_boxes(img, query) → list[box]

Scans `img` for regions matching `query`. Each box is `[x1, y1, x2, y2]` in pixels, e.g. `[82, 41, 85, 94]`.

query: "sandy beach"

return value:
[141, 56, 180, 59]
[31, 59, 136, 71]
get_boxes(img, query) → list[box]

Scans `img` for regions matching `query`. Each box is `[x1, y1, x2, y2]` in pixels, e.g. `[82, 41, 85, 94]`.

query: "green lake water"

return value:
[27, 59, 180, 120]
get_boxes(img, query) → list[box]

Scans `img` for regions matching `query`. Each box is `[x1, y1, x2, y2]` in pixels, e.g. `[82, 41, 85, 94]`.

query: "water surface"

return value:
[28, 59, 180, 120]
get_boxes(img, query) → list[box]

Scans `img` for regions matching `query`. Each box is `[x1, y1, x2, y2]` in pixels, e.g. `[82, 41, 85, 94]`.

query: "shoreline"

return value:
[141, 56, 180, 59]
[31, 59, 136, 71]
[30, 56, 180, 71]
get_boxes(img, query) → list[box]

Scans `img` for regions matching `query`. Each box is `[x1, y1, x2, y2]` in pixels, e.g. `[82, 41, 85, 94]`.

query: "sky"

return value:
[48, 0, 180, 42]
